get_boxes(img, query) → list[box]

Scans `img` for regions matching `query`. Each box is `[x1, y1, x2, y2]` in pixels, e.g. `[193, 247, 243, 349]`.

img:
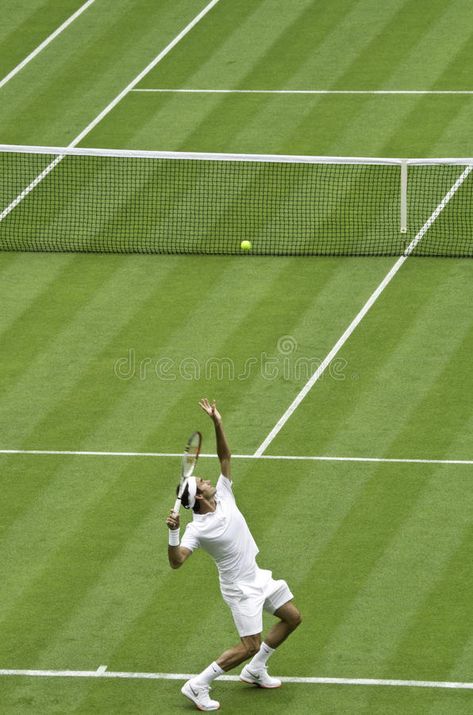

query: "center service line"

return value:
[254, 164, 473, 457]
[0, 668, 472, 690]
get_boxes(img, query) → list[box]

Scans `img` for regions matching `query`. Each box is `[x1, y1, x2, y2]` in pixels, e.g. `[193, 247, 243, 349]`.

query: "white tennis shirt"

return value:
[180, 475, 259, 595]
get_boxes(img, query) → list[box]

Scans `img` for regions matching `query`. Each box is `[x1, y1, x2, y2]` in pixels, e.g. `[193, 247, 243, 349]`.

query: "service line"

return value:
[132, 88, 473, 95]
[0, 449, 472, 466]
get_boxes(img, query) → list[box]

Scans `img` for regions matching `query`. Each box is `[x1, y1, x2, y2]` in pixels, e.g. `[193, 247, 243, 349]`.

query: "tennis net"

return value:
[0, 144, 472, 257]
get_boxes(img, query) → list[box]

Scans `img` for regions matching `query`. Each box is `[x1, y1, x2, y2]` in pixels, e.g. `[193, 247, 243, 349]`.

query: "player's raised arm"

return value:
[199, 398, 231, 479]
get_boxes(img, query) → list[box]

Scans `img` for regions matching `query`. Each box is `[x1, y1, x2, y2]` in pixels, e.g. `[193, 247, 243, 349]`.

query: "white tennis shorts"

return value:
[221, 568, 293, 637]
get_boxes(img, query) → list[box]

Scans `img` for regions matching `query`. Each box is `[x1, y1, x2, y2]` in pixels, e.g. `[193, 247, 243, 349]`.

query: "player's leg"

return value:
[240, 600, 301, 688]
[181, 635, 262, 710]
[265, 600, 302, 648]
[217, 633, 262, 670]
[240, 571, 301, 688]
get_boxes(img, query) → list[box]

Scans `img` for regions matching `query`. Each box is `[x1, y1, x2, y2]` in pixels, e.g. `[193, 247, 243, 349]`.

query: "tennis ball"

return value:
[241, 240, 252, 251]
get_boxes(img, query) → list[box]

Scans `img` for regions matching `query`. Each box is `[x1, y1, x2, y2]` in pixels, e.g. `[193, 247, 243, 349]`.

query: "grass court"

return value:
[1, 1, 473, 713]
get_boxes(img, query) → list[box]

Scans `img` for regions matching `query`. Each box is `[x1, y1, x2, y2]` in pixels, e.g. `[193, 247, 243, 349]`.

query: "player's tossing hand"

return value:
[199, 397, 222, 424]
[166, 511, 180, 530]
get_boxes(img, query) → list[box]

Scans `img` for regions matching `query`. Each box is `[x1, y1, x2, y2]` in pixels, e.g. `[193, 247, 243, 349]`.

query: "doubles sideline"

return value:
[0, 0, 97, 90]
[0, 667, 472, 691]
[254, 165, 473, 457]
[0, 449, 471, 466]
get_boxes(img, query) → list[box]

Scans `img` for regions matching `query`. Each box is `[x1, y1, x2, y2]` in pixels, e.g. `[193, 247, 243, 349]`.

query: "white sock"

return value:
[194, 661, 224, 686]
[248, 642, 275, 670]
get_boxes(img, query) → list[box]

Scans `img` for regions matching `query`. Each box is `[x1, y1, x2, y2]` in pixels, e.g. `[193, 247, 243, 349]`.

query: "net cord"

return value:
[1, 143, 472, 167]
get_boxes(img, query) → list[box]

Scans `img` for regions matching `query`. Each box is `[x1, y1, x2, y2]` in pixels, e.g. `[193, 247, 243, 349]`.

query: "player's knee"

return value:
[291, 609, 302, 629]
[285, 608, 302, 630]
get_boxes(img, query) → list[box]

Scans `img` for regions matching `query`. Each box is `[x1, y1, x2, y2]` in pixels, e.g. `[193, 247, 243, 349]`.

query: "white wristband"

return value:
[168, 529, 180, 546]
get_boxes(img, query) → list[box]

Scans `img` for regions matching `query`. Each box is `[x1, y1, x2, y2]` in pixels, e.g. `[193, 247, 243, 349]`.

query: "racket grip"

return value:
[172, 498, 181, 516]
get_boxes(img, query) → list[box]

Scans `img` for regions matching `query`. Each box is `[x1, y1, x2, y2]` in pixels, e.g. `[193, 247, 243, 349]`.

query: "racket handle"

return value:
[172, 498, 181, 516]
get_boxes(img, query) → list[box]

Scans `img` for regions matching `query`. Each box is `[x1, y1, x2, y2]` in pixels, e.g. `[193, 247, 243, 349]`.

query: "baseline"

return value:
[0, 668, 472, 690]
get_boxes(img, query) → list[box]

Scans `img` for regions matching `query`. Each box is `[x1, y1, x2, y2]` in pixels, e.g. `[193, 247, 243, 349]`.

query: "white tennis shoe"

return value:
[240, 665, 282, 688]
[181, 679, 220, 711]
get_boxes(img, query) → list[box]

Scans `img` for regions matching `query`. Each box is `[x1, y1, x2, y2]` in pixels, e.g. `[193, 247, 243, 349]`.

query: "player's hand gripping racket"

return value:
[172, 431, 202, 515]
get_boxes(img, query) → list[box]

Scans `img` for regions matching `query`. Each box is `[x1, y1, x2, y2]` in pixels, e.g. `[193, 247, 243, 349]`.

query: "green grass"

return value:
[1, 1, 473, 713]
[2, 255, 473, 715]
[0, 254, 395, 449]
[272, 257, 473, 459]
[0, 0, 211, 146]
[0, 0, 84, 80]
[85, 91, 473, 157]
[2, 676, 472, 715]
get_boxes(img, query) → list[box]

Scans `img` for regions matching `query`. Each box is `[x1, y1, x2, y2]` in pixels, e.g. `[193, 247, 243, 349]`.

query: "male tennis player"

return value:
[166, 398, 301, 712]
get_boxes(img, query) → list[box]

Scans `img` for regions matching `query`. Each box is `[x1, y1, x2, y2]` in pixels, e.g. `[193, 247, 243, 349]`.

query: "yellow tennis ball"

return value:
[240, 240, 252, 251]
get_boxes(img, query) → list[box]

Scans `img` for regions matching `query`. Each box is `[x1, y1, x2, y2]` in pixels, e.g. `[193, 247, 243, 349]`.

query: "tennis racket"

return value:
[172, 431, 202, 515]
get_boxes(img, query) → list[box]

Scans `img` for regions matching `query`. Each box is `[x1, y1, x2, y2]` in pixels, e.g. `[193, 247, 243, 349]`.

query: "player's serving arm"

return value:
[165, 398, 302, 712]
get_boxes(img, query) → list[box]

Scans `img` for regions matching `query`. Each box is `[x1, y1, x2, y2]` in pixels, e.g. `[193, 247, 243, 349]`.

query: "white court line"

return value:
[254, 164, 473, 457]
[0, 449, 472, 466]
[0, 0, 97, 91]
[0, 668, 472, 690]
[132, 88, 473, 95]
[0, 155, 64, 222]
[0, 0, 222, 224]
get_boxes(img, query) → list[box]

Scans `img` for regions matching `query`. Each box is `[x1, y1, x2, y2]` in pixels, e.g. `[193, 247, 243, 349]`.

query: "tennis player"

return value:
[166, 398, 301, 712]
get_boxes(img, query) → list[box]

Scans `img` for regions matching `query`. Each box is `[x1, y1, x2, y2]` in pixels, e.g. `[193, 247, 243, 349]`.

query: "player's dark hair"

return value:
[177, 482, 202, 514]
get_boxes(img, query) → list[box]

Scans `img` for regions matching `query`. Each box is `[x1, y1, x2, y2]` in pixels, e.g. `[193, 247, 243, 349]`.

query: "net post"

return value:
[400, 160, 408, 233]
